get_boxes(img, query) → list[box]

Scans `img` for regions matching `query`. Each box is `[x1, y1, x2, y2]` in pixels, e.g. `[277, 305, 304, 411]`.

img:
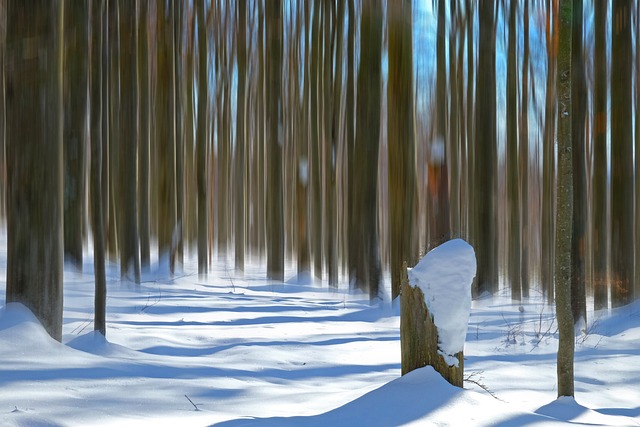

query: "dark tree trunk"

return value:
[196, 0, 208, 276]
[6, 0, 65, 341]
[610, 0, 634, 307]
[90, 0, 107, 335]
[266, 0, 284, 281]
[138, 0, 150, 272]
[353, 0, 383, 300]
[118, 0, 141, 284]
[473, 0, 497, 295]
[63, 0, 88, 271]
[235, 0, 247, 273]
[388, 0, 417, 300]
[507, 0, 520, 300]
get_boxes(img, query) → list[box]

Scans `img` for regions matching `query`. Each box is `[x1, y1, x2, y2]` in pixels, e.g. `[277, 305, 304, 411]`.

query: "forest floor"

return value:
[1, 242, 639, 426]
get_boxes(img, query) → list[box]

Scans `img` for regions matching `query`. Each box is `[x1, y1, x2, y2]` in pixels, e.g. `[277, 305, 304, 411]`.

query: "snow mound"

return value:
[0, 303, 61, 351]
[213, 366, 560, 426]
[407, 239, 476, 366]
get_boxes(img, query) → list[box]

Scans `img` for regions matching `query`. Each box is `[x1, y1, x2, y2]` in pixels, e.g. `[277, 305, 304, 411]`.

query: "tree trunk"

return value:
[555, 0, 574, 398]
[157, 0, 177, 271]
[118, 0, 141, 284]
[353, 0, 383, 300]
[542, 0, 559, 303]
[570, 0, 586, 325]
[266, 0, 284, 281]
[592, 0, 608, 311]
[401, 264, 463, 386]
[235, 0, 247, 273]
[610, 0, 634, 307]
[138, 0, 150, 272]
[6, 0, 65, 341]
[63, 0, 88, 271]
[90, 0, 107, 335]
[506, 0, 520, 301]
[196, 0, 208, 276]
[473, 0, 497, 295]
[519, 0, 530, 298]
[388, 0, 416, 300]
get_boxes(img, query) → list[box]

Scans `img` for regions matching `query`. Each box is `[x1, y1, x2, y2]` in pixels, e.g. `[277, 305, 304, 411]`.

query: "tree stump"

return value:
[400, 262, 464, 387]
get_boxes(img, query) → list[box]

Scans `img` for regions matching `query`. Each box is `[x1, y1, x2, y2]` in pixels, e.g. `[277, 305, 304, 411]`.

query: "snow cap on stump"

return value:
[408, 239, 477, 366]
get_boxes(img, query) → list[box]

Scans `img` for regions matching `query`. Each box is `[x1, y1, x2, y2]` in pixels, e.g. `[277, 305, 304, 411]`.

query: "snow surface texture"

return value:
[408, 238, 477, 366]
[0, 232, 639, 426]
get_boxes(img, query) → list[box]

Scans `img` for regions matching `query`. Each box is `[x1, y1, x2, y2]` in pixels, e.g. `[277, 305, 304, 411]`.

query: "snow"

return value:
[408, 239, 476, 366]
[0, 233, 639, 426]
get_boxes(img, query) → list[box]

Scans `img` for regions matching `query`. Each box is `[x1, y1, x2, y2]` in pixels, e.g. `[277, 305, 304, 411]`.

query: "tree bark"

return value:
[266, 0, 284, 281]
[473, 0, 497, 295]
[90, 0, 107, 335]
[63, 0, 88, 271]
[388, 0, 416, 300]
[555, 0, 574, 398]
[6, 0, 65, 341]
[610, 0, 634, 307]
[401, 264, 463, 386]
[353, 0, 383, 300]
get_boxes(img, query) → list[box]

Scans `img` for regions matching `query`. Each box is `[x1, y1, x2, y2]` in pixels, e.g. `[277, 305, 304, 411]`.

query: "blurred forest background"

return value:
[1, 0, 639, 341]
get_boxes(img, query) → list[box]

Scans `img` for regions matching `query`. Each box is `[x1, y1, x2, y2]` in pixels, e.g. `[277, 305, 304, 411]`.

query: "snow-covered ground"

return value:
[1, 245, 639, 426]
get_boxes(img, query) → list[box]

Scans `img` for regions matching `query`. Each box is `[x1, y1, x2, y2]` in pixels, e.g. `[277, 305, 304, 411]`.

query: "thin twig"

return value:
[184, 394, 200, 411]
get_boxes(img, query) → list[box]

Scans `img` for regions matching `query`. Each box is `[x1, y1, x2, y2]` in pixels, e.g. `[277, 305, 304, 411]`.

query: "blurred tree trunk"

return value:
[6, 0, 64, 341]
[197, 0, 208, 276]
[235, 0, 246, 273]
[555, 0, 574, 399]
[107, 1, 119, 259]
[310, 0, 322, 280]
[346, 0, 356, 288]
[174, 1, 184, 269]
[266, 0, 284, 280]
[542, 0, 559, 303]
[636, 2, 640, 301]
[610, 0, 633, 307]
[353, 0, 383, 300]
[296, 0, 311, 276]
[388, 0, 416, 300]
[473, 0, 497, 295]
[465, 0, 474, 243]
[592, 0, 607, 310]
[428, 0, 450, 253]
[506, 0, 520, 300]
[571, 0, 586, 325]
[449, 0, 460, 238]
[519, 0, 530, 298]
[90, 0, 107, 335]
[327, 0, 343, 288]
[138, 0, 150, 272]
[157, 0, 177, 272]
[63, 0, 88, 271]
[118, 0, 141, 284]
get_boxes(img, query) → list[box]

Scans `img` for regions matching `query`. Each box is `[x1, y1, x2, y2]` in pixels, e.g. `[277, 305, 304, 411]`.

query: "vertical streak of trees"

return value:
[6, 0, 65, 341]
[235, 0, 247, 273]
[353, 0, 383, 300]
[63, 0, 88, 271]
[507, 0, 520, 300]
[388, 0, 416, 300]
[610, 0, 633, 307]
[118, 0, 141, 284]
[473, 0, 497, 295]
[90, 0, 107, 335]
[542, 0, 559, 302]
[266, 0, 284, 281]
[138, 0, 150, 272]
[196, 0, 208, 276]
